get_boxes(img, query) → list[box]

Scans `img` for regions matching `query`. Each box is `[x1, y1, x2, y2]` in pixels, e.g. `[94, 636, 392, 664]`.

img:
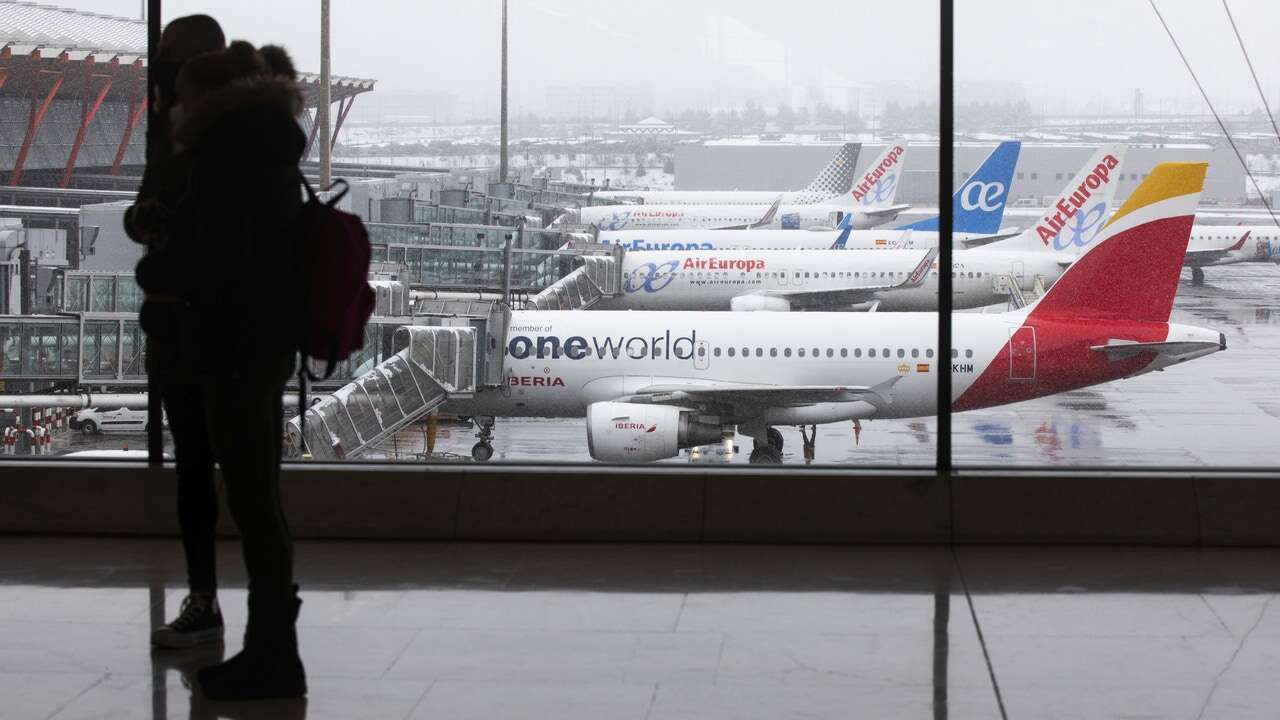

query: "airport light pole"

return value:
[319, 0, 332, 188]
[499, 0, 509, 183]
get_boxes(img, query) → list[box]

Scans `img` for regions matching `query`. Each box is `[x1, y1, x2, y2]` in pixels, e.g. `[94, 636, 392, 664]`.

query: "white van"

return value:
[73, 408, 166, 435]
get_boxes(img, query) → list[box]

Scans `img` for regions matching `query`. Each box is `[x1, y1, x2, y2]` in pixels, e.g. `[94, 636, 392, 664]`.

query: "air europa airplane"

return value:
[595, 141, 1023, 252]
[593, 143, 860, 207]
[448, 163, 1224, 464]
[589, 146, 1126, 312]
[576, 144, 911, 232]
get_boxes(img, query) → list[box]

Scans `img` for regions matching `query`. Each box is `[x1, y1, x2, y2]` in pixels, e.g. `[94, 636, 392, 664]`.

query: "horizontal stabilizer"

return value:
[1089, 338, 1222, 361]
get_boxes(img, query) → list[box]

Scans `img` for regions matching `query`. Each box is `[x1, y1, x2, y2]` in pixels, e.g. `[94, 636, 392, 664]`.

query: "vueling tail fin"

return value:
[898, 140, 1021, 234]
[798, 143, 860, 202]
[831, 144, 907, 208]
[982, 144, 1127, 254]
[1027, 162, 1207, 323]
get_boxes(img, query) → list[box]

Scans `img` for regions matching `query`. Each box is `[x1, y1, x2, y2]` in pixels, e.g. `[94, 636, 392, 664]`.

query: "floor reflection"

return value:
[4, 539, 1280, 719]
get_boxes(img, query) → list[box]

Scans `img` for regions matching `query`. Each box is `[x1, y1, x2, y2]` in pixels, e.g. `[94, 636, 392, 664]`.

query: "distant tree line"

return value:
[880, 99, 1037, 132]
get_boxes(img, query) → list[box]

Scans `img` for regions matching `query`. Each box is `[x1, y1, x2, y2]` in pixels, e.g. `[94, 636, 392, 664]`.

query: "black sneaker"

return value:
[152, 592, 225, 649]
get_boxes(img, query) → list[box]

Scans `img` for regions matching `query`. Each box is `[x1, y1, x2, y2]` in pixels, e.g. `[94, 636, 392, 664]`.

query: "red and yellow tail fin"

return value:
[1028, 162, 1207, 323]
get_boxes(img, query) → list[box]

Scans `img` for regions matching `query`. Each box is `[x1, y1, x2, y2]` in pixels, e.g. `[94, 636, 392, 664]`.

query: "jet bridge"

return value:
[285, 301, 508, 460]
[524, 254, 622, 310]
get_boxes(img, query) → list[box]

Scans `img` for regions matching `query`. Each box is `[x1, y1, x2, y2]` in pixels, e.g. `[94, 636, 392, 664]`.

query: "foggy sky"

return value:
[68, 1, 1280, 118]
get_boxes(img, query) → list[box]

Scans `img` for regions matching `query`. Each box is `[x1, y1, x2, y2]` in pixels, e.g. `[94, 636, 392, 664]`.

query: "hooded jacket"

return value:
[166, 53, 306, 379]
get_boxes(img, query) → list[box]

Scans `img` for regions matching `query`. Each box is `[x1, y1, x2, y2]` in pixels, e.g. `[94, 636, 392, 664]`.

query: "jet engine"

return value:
[730, 295, 792, 312]
[586, 402, 723, 463]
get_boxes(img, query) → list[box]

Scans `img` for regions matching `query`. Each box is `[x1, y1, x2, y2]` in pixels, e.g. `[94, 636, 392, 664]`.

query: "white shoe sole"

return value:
[151, 627, 225, 649]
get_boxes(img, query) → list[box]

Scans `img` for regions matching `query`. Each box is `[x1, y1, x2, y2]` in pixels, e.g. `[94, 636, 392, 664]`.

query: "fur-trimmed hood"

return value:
[172, 75, 302, 153]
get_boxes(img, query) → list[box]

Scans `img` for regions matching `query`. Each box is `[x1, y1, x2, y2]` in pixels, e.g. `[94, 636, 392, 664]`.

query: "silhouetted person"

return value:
[127, 14, 226, 651]
[165, 40, 308, 700]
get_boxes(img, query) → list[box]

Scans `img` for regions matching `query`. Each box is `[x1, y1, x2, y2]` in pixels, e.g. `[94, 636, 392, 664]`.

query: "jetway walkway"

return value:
[286, 302, 508, 460]
[523, 254, 622, 310]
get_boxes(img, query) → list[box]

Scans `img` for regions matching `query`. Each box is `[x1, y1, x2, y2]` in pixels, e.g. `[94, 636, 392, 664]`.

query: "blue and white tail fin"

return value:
[982, 144, 1127, 254]
[795, 142, 860, 204]
[898, 140, 1020, 234]
[828, 213, 854, 249]
[829, 143, 907, 208]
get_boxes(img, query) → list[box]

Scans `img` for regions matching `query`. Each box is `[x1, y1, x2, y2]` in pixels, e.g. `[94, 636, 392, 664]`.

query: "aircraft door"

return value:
[1010, 260, 1026, 286]
[1008, 326, 1036, 381]
[694, 340, 710, 370]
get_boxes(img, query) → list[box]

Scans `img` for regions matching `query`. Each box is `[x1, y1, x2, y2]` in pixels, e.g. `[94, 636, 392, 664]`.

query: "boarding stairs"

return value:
[524, 252, 622, 310]
[994, 273, 1048, 310]
[286, 302, 508, 460]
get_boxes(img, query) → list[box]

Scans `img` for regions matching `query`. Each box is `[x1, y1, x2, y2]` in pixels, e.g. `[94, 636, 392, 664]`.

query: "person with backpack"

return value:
[165, 40, 308, 701]
[126, 14, 226, 651]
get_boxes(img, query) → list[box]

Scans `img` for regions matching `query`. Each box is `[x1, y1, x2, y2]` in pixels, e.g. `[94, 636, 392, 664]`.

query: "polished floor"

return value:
[4, 538, 1280, 719]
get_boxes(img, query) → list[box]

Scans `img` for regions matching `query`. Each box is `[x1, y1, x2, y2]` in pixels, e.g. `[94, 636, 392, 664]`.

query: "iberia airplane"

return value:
[590, 145, 1123, 312]
[575, 144, 911, 232]
[448, 162, 1223, 463]
[593, 143, 860, 207]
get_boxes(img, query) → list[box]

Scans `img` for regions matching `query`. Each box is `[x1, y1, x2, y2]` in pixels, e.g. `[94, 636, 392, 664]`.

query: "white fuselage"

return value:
[1186, 226, 1280, 266]
[578, 202, 899, 232]
[593, 190, 828, 206]
[593, 248, 1067, 312]
[441, 311, 1215, 424]
[597, 227, 1000, 252]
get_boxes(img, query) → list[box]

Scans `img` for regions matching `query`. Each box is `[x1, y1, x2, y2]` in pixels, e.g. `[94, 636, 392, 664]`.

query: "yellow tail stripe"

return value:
[1104, 162, 1207, 228]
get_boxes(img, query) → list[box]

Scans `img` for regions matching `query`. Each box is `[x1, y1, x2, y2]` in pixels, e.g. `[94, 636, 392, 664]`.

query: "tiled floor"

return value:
[2, 539, 1279, 719]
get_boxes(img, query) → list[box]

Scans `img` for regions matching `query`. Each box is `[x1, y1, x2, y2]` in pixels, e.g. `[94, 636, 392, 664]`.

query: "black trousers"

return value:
[202, 355, 297, 599]
[159, 378, 219, 594]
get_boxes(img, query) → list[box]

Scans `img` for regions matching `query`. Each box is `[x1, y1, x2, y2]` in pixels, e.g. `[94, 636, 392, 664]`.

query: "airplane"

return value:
[589, 145, 1126, 312]
[594, 140, 1026, 251]
[447, 162, 1223, 464]
[1183, 226, 1280, 283]
[592, 142, 860, 206]
[575, 144, 911, 232]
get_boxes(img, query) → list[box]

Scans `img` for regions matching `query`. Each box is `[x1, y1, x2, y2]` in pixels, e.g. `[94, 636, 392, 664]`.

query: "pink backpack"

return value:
[297, 177, 375, 423]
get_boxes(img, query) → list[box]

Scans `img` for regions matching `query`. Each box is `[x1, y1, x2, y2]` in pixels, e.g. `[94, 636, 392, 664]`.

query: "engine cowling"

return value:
[586, 402, 723, 463]
[730, 294, 792, 312]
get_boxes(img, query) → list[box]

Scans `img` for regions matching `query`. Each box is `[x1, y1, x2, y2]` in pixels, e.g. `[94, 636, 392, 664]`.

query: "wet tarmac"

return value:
[45, 263, 1280, 468]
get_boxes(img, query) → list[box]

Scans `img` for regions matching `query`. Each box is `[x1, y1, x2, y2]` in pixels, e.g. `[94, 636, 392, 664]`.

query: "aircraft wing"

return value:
[715, 197, 782, 230]
[746, 247, 938, 310]
[622, 376, 903, 412]
[1183, 230, 1249, 267]
[959, 229, 1023, 248]
[858, 203, 912, 221]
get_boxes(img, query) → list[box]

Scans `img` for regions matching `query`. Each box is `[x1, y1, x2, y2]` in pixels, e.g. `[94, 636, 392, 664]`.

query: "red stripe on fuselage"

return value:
[954, 216, 1190, 412]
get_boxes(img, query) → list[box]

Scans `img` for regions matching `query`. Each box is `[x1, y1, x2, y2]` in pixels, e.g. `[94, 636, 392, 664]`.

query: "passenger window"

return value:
[826, 348, 834, 358]
[755, 348, 763, 357]
[798, 348, 806, 357]
[742, 347, 749, 357]
[869, 348, 876, 358]
[697, 346, 706, 357]
[713, 347, 722, 357]
[812, 347, 819, 357]
[841, 348, 848, 358]
[897, 349, 905, 358]
[951, 349, 958, 358]
[728, 347, 736, 357]
[965, 349, 974, 358]
[926, 349, 934, 358]
[784, 348, 792, 358]
[770, 348, 778, 358]
[911, 349, 919, 358]
[883, 347, 890, 357]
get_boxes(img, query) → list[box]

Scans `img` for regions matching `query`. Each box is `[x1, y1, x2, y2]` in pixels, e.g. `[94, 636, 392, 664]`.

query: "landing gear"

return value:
[1191, 267, 1206, 285]
[766, 427, 784, 452]
[749, 426, 784, 464]
[749, 446, 782, 464]
[799, 425, 817, 463]
[471, 416, 495, 462]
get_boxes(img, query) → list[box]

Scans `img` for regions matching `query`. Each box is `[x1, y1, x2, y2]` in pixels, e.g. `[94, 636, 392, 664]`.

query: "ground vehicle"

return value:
[73, 407, 166, 435]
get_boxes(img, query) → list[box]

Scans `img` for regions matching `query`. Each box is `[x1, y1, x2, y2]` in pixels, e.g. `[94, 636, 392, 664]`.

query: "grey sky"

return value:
[67, 1, 1280, 118]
